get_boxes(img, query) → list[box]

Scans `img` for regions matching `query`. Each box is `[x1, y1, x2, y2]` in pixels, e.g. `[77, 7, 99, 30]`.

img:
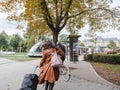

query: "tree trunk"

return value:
[52, 31, 59, 45]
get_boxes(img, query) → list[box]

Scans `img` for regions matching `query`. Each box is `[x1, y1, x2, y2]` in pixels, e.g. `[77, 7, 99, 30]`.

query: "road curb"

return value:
[88, 62, 120, 88]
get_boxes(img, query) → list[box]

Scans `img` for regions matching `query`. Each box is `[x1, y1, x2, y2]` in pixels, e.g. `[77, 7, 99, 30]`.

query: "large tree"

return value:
[0, 34, 8, 50]
[0, 0, 119, 44]
[10, 34, 22, 51]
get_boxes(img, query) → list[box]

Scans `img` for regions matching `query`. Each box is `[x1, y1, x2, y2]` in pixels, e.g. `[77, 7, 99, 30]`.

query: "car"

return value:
[28, 42, 43, 57]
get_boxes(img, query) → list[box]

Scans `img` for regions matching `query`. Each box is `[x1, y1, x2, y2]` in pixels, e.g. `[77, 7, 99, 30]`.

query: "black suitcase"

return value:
[20, 66, 39, 90]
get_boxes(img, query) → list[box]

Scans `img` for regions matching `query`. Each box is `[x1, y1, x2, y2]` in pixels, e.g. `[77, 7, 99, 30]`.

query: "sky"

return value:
[0, 13, 23, 37]
[0, 0, 120, 40]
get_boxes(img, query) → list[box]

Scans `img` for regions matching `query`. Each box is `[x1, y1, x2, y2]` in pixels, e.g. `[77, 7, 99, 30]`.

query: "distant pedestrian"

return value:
[38, 40, 65, 90]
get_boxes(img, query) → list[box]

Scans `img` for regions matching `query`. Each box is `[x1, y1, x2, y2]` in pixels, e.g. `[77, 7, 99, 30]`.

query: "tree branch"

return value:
[67, 8, 114, 19]
[63, 0, 73, 18]
[40, 0, 54, 30]
[58, 0, 73, 31]
[56, 0, 65, 30]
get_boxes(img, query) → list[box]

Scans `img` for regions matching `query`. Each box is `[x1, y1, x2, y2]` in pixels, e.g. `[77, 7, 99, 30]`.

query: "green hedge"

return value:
[84, 54, 93, 61]
[107, 51, 117, 54]
[84, 54, 120, 64]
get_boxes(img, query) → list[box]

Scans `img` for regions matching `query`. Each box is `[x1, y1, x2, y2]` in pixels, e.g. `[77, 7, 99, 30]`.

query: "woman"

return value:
[38, 40, 65, 90]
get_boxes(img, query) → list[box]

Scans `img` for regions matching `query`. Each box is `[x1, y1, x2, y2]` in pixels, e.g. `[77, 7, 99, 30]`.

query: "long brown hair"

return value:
[42, 40, 55, 49]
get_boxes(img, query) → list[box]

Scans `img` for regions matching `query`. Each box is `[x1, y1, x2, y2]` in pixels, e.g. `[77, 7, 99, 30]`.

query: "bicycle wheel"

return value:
[61, 65, 71, 81]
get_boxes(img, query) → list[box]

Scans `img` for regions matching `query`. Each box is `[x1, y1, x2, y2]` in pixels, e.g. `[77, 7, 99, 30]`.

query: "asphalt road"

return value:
[0, 58, 119, 90]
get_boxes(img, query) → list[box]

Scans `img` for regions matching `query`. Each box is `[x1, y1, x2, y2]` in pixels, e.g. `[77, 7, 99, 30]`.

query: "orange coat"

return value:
[38, 48, 65, 84]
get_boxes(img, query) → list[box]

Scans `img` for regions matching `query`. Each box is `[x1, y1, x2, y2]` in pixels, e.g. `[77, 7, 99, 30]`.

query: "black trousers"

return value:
[45, 81, 55, 90]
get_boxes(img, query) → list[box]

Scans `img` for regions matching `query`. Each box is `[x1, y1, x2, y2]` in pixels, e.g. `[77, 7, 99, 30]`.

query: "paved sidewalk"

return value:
[70, 61, 120, 88]
[69, 55, 120, 89]
[0, 57, 120, 90]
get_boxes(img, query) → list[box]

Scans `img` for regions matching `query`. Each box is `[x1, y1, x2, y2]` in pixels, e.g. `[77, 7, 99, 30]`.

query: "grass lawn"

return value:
[91, 62, 120, 72]
[90, 62, 120, 85]
[0, 53, 41, 61]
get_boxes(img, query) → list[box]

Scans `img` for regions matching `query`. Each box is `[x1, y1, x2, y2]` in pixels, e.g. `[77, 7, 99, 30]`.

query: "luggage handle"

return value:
[33, 66, 39, 74]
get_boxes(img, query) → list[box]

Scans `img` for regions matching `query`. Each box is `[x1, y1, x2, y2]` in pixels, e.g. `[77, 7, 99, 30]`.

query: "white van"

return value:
[28, 42, 43, 57]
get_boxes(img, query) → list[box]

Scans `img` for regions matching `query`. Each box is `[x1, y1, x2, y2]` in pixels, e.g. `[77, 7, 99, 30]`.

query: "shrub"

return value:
[107, 51, 117, 54]
[84, 53, 120, 64]
[108, 54, 120, 64]
[84, 54, 93, 61]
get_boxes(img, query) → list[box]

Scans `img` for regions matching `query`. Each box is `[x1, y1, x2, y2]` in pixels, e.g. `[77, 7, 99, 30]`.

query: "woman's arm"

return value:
[39, 50, 46, 67]
[56, 47, 65, 56]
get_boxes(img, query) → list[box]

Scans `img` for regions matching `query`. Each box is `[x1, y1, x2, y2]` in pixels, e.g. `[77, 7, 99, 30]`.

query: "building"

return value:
[82, 36, 120, 52]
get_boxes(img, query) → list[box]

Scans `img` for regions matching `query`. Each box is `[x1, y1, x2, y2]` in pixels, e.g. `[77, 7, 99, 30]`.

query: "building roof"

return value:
[82, 36, 120, 42]
[0, 30, 8, 37]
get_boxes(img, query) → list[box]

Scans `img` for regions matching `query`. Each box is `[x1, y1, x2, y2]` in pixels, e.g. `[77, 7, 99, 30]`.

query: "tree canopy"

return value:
[107, 40, 117, 50]
[0, 34, 8, 50]
[10, 34, 23, 51]
[0, 0, 120, 44]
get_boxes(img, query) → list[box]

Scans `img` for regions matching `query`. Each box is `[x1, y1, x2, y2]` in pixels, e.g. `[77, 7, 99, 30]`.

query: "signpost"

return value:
[68, 35, 81, 62]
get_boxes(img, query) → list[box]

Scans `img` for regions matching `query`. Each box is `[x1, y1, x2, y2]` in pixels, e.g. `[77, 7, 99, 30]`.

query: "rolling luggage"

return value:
[19, 66, 39, 90]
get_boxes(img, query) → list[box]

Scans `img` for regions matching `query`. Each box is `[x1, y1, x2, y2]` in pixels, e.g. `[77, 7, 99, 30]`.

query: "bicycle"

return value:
[59, 61, 71, 81]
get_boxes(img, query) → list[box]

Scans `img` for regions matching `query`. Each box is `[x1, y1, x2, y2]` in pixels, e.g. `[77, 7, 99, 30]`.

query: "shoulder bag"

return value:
[51, 50, 63, 67]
